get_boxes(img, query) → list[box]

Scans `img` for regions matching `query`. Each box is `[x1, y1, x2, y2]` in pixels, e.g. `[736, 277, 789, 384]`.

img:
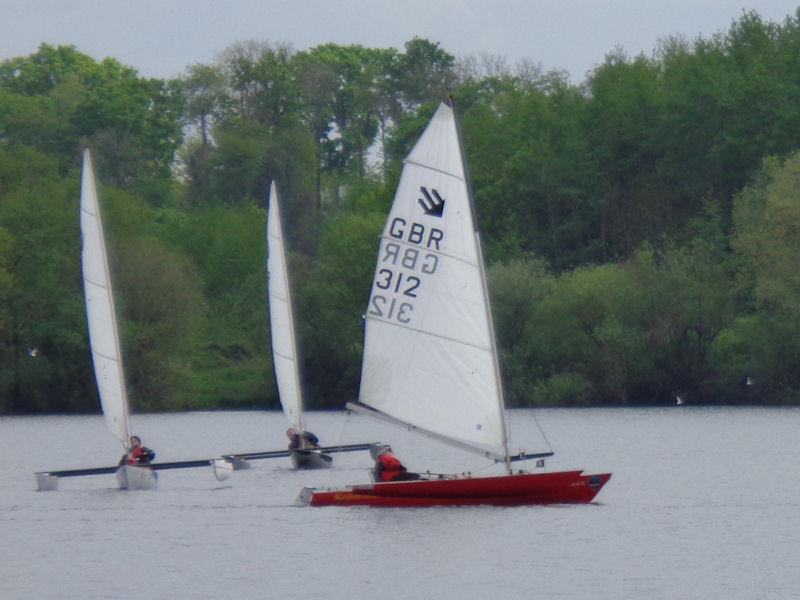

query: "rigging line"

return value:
[529, 410, 554, 454]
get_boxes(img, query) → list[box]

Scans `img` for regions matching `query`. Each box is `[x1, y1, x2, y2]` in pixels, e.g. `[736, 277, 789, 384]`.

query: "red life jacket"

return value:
[377, 453, 406, 482]
[128, 446, 149, 465]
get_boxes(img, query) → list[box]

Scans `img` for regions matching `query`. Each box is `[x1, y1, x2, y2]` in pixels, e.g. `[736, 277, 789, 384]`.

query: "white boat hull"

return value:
[211, 459, 234, 481]
[116, 465, 158, 490]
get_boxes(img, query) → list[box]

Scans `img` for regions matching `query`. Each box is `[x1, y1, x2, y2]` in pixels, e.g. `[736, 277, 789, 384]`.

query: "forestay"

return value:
[81, 149, 131, 447]
[267, 182, 304, 432]
[358, 102, 507, 460]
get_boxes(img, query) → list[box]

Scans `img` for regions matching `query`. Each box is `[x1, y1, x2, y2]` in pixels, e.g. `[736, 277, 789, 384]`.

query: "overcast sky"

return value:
[2, 1, 798, 82]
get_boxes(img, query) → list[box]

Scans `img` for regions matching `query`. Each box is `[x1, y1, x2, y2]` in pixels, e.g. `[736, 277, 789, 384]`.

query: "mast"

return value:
[447, 98, 512, 472]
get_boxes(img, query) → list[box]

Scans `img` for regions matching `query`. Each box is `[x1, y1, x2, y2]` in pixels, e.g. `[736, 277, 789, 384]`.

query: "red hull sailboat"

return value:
[306, 471, 610, 507]
[300, 101, 610, 508]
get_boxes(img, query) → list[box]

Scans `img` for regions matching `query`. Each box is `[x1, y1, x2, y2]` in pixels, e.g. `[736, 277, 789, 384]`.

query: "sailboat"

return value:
[300, 101, 610, 507]
[80, 149, 159, 490]
[33, 150, 238, 490]
[35, 150, 156, 491]
[267, 182, 332, 469]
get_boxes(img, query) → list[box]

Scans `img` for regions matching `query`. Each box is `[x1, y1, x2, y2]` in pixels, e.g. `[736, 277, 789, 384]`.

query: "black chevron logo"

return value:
[418, 186, 445, 217]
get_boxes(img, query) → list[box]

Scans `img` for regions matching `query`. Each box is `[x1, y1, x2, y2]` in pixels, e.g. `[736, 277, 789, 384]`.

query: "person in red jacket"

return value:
[121, 435, 155, 465]
[372, 445, 420, 482]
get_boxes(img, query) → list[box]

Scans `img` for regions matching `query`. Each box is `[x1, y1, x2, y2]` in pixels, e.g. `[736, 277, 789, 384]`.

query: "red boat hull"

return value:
[307, 470, 611, 507]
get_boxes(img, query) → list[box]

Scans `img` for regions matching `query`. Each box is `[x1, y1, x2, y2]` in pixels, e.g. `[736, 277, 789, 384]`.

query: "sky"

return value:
[1, 0, 799, 82]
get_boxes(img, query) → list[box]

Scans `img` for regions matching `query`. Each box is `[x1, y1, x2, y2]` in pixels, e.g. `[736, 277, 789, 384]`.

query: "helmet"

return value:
[369, 444, 391, 460]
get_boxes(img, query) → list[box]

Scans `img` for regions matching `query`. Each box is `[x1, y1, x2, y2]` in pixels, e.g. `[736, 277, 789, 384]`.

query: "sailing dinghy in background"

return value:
[35, 149, 233, 491]
[300, 101, 611, 507]
[265, 182, 331, 469]
[220, 183, 380, 470]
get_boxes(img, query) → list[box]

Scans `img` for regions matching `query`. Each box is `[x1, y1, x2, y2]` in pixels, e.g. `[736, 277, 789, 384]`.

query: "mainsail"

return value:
[80, 149, 131, 447]
[357, 102, 508, 460]
[267, 182, 304, 432]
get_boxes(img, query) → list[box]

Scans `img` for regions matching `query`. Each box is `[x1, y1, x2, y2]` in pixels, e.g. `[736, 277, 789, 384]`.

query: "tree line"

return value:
[1, 9, 800, 414]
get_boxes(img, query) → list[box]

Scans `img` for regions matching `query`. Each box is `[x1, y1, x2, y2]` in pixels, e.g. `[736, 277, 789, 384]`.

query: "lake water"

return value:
[1, 407, 799, 599]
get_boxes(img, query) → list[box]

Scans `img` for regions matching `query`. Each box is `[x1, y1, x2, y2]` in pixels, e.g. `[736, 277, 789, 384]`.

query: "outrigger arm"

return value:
[222, 442, 379, 465]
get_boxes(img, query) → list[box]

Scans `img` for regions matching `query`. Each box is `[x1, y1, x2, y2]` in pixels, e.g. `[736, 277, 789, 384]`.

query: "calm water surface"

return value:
[1, 407, 799, 599]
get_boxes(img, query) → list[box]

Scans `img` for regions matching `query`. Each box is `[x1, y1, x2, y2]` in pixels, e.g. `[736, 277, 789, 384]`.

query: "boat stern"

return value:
[295, 486, 314, 506]
[291, 450, 333, 470]
[116, 465, 158, 491]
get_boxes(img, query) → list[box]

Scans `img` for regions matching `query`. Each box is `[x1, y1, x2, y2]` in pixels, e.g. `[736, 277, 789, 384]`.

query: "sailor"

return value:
[121, 435, 155, 465]
[371, 444, 421, 482]
[286, 428, 320, 450]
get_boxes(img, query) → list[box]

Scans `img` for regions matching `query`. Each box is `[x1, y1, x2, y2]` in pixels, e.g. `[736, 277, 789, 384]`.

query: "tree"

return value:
[465, 79, 600, 267]
[180, 63, 230, 203]
[1, 44, 184, 187]
[393, 38, 456, 110]
[714, 153, 800, 402]
[586, 50, 668, 260]
[0, 179, 87, 413]
[299, 197, 387, 407]
[219, 41, 299, 127]
[111, 237, 207, 411]
[488, 258, 554, 403]
[0, 225, 14, 412]
[160, 202, 271, 408]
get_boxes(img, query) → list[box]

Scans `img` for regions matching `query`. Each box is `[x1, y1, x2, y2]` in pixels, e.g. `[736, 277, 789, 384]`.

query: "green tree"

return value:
[179, 63, 231, 203]
[299, 190, 388, 407]
[587, 50, 667, 260]
[714, 153, 800, 402]
[488, 258, 554, 403]
[1, 44, 185, 188]
[0, 178, 88, 413]
[111, 237, 207, 411]
[162, 203, 270, 408]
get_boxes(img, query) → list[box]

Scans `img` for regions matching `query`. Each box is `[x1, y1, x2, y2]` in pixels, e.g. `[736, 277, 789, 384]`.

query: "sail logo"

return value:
[418, 186, 445, 217]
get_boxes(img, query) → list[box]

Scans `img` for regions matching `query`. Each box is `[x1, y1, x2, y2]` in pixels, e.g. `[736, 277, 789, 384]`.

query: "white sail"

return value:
[80, 149, 131, 447]
[267, 182, 304, 432]
[358, 102, 507, 460]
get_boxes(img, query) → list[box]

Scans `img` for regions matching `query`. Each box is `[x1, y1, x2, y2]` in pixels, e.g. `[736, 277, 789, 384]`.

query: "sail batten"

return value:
[267, 183, 304, 432]
[375, 233, 480, 267]
[358, 102, 506, 459]
[81, 149, 131, 448]
[363, 315, 493, 353]
[403, 158, 464, 180]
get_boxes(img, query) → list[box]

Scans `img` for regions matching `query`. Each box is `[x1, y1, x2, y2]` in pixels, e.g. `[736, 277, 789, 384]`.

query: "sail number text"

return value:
[369, 218, 443, 324]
